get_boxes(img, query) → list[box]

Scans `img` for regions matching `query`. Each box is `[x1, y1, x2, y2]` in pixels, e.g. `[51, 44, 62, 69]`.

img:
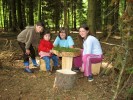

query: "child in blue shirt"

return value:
[53, 27, 74, 48]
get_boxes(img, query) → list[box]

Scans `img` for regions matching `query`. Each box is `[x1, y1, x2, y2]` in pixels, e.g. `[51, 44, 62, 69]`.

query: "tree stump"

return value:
[53, 69, 77, 90]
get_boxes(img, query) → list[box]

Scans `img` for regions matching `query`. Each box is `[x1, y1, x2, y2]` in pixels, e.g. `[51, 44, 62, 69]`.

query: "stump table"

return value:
[52, 48, 81, 90]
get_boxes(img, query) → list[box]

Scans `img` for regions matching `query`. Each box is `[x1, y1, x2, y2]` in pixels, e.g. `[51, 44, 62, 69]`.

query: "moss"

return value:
[53, 47, 80, 52]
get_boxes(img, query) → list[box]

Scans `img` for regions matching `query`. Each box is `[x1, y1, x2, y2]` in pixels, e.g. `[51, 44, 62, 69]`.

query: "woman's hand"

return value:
[49, 50, 53, 54]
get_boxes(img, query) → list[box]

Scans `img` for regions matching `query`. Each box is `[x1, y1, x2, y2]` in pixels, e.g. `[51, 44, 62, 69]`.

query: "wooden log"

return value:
[92, 62, 102, 75]
[40, 59, 53, 71]
[53, 69, 77, 90]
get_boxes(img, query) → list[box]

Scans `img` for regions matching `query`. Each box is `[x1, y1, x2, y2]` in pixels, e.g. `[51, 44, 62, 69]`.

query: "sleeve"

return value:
[32, 33, 40, 48]
[53, 36, 60, 47]
[67, 36, 74, 47]
[25, 30, 33, 49]
[84, 38, 93, 54]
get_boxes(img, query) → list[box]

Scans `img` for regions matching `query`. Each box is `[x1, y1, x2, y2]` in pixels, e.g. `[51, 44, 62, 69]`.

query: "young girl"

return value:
[38, 31, 59, 74]
[78, 24, 103, 82]
[53, 27, 74, 48]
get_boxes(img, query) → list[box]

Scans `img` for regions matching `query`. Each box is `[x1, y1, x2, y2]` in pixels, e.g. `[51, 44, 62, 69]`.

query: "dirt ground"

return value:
[0, 32, 127, 100]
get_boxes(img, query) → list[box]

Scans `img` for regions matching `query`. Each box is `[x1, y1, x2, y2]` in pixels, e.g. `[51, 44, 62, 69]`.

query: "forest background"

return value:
[0, 0, 133, 100]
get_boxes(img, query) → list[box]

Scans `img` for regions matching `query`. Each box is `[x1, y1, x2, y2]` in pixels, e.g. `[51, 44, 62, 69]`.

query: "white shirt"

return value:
[83, 35, 102, 55]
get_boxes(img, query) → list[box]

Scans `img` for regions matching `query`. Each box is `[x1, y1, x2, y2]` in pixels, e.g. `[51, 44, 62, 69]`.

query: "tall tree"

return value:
[10, 0, 17, 31]
[64, 0, 68, 29]
[16, 0, 24, 30]
[87, 0, 96, 34]
[96, 0, 102, 31]
[102, 0, 109, 37]
[27, 0, 34, 25]
[73, 0, 77, 30]
[21, 0, 26, 27]
[38, 0, 41, 21]
[2, 0, 8, 31]
[52, 0, 63, 31]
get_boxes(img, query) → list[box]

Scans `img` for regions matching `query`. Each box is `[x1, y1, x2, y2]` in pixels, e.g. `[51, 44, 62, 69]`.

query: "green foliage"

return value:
[114, 53, 123, 70]
[127, 87, 133, 99]
[128, 35, 133, 41]
[128, 87, 133, 95]
[53, 47, 80, 52]
[126, 67, 133, 74]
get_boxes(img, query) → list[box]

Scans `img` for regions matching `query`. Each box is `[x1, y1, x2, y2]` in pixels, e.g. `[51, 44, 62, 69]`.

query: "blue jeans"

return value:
[42, 55, 58, 71]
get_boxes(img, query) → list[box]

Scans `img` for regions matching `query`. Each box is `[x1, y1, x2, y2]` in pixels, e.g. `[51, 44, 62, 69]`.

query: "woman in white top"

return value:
[79, 24, 103, 82]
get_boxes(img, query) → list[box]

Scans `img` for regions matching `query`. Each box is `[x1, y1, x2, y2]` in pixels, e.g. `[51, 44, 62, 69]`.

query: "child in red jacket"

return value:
[38, 31, 59, 74]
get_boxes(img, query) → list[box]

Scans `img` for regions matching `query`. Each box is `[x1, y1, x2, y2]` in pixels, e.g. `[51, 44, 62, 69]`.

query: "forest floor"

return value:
[0, 31, 127, 100]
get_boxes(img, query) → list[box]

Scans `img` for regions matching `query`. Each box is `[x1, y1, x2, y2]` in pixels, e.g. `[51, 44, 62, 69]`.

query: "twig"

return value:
[112, 47, 129, 100]
[117, 74, 132, 96]
[4, 39, 9, 47]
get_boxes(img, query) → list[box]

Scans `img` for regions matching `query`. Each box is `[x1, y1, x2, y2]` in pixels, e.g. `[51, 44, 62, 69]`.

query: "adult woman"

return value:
[53, 27, 74, 48]
[78, 24, 103, 82]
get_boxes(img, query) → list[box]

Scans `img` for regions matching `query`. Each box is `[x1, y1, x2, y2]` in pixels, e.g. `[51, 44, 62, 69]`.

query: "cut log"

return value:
[53, 69, 77, 90]
[40, 59, 53, 71]
[92, 62, 102, 75]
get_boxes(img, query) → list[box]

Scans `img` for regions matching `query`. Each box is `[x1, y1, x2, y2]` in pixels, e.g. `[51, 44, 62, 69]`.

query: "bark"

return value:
[53, 69, 77, 90]
[88, 0, 96, 34]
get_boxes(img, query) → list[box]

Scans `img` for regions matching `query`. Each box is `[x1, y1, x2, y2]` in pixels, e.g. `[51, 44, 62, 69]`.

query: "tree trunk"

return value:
[102, 0, 109, 37]
[71, 0, 74, 30]
[64, 0, 67, 29]
[27, 0, 34, 25]
[10, 0, 17, 31]
[16, 0, 24, 30]
[38, 0, 41, 21]
[96, 0, 102, 31]
[73, 0, 76, 30]
[21, 0, 26, 27]
[2, 1, 8, 31]
[113, 1, 119, 34]
[53, 69, 77, 90]
[88, 0, 96, 34]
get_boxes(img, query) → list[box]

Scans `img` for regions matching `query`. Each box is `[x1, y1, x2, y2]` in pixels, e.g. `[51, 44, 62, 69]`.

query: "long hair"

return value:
[58, 27, 67, 40]
[79, 24, 91, 37]
[78, 24, 91, 42]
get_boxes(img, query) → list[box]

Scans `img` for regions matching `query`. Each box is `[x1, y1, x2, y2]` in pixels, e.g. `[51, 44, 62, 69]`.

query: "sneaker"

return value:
[54, 65, 61, 70]
[46, 71, 52, 75]
[24, 68, 33, 73]
[33, 64, 40, 67]
[88, 75, 94, 82]
[72, 67, 80, 72]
